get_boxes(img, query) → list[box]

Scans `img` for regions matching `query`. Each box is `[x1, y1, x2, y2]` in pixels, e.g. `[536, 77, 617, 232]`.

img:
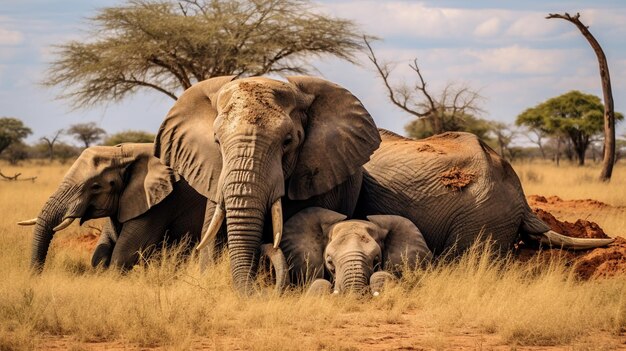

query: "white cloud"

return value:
[474, 17, 502, 37]
[0, 27, 23, 45]
[465, 45, 573, 75]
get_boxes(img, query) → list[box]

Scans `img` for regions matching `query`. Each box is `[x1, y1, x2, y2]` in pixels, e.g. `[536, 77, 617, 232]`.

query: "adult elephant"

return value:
[18, 143, 207, 270]
[356, 130, 614, 256]
[280, 207, 432, 295]
[154, 76, 380, 294]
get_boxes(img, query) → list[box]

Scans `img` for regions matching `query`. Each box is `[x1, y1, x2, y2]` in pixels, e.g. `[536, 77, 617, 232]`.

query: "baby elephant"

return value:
[280, 207, 432, 295]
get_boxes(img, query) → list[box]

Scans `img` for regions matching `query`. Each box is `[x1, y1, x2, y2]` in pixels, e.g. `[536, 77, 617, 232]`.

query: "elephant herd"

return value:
[19, 76, 614, 296]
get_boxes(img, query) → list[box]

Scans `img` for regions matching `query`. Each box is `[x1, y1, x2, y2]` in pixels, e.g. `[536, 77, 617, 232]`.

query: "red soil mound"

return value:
[517, 198, 626, 280]
[532, 208, 609, 239]
[527, 195, 612, 211]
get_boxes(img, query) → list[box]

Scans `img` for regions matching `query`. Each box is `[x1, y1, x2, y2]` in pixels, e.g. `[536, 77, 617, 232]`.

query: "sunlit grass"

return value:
[0, 159, 624, 350]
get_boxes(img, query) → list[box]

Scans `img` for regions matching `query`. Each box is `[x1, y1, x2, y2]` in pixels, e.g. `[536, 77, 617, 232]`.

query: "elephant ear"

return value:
[154, 76, 236, 202]
[367, 215, 432, 273]
[286, 76, 381, 201]
[280, 207, 347, 284]
[118, 149, 180, 223]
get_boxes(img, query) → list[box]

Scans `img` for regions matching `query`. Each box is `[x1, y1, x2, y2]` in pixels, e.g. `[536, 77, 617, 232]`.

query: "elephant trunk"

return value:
[335, 253, 371, 294]
[223, 176, 267, 295]
[30, 184, 77, 270]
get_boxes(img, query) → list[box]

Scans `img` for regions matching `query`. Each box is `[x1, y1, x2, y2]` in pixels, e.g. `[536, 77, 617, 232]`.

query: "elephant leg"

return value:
[91, 219, 119, 268]
[110, 213, 169, 270]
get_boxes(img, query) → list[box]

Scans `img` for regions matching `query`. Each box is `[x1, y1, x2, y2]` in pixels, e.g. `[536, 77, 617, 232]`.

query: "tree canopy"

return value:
[67, 122, 106, 148]
[103, 130, 155, 145]
[0, 117, 32, 155]
[516, 90, 623, 165]
[44, 0, 367, 108]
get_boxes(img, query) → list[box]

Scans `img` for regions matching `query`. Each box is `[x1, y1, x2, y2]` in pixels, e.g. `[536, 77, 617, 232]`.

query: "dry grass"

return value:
[0, 160, 625, 350]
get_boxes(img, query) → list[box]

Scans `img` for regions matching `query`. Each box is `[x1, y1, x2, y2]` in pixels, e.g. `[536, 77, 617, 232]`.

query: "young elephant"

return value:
[280, 207, 432, 295]
[18, 143, 207, 270]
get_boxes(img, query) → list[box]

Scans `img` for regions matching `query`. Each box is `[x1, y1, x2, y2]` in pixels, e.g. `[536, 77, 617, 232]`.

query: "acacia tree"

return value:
[547, 12, 617, 180]
[0, 117, 32, 155]
[516, 90, 623, 166]
[44, 0, 367, 108]
[67, 122, 106, 148]
[364, 38, 486, 138]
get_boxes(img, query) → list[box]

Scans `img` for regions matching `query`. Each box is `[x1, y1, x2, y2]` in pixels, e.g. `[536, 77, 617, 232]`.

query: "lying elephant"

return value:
[18, 143, 208, 270]
[356, 130, 614, 256]
[280, 207, 432, 295]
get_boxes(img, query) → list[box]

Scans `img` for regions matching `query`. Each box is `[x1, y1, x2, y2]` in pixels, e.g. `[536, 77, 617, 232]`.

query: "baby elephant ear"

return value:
[366, 215, 432, 273]
[286, 76, 381, 201]
[118, 152, 179, 223]
[281, 207, 347, 285]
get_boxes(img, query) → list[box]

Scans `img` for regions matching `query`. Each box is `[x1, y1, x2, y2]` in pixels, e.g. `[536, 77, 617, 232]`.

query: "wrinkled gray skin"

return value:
[155, 76, 380, 294]
[23, 143, 206, 270]
[356, 130, 591, 256]
[280, 207, 432, 295]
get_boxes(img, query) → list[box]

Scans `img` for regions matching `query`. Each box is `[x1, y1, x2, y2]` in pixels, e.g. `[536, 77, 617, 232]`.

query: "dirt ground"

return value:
[521, 195, 626, 280]
[31, 196, 626, 351]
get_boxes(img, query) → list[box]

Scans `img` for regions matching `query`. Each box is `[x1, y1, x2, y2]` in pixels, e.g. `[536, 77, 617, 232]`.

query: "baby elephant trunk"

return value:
[335, 255, 371, 294]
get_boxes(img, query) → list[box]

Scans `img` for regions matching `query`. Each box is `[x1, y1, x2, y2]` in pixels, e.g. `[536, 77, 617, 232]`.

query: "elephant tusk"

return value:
[271, 199, 283, 249]
[53, 217, 75, 232]
[260, 243, 289, 293]
[530, 230, 615, 250]
[196, 205, 225, 251]
[17, 218, 38, 226]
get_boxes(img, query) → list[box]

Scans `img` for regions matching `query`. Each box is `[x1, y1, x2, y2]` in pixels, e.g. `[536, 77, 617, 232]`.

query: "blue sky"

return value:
[1, 0, 625, 145]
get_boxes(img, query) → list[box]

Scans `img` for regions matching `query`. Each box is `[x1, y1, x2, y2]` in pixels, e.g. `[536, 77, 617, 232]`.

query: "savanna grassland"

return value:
[0, 160, 625, 350]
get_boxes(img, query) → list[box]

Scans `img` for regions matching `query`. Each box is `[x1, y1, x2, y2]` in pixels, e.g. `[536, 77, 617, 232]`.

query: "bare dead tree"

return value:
[547, 12, 616, 181]
[364, 37, 484, 136]
[523, 127, 547, 159]
[40, 129, 64, 162]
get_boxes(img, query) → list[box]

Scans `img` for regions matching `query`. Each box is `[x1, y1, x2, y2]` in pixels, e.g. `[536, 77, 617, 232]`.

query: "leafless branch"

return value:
[0, 170, 37, 182]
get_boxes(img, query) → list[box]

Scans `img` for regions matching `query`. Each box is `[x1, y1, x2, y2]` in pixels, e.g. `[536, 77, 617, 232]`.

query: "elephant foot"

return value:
[369, 271, 397, 297]
[306, 279, 333, 296]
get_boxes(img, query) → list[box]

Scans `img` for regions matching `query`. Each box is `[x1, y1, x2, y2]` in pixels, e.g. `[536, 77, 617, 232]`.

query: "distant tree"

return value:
[547, 12, 617, 180]
[404, 113, 492, 141]
[3, 142, 29, 165]
[103, 130, 155, 145]
[67, 122, 106, 148]
[40, 129, 64, 162]
[518, 126, 548, 159]
[44, 0, 368, 108]
[488, 122, 517, 160]
[0, 117, 32, 155]
[516, 91, 623, 166]
[365, 38, 485, 138]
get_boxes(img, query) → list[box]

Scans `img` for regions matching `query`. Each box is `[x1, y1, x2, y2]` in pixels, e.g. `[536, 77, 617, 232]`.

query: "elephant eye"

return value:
[283, 134, 293, 148]
[214, 133, 220, 146]
[91, 183, 102, 191]
[326, 256, 335, 273]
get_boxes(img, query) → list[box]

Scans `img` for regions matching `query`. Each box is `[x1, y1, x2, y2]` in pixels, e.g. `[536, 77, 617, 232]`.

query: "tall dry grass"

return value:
[0, 160, 625, 350]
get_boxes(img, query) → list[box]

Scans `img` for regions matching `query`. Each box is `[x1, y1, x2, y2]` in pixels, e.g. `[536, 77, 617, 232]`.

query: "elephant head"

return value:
[280, 207, 432, 295]
[18, 143, 178, 270]
[155, 76, 380, 294]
